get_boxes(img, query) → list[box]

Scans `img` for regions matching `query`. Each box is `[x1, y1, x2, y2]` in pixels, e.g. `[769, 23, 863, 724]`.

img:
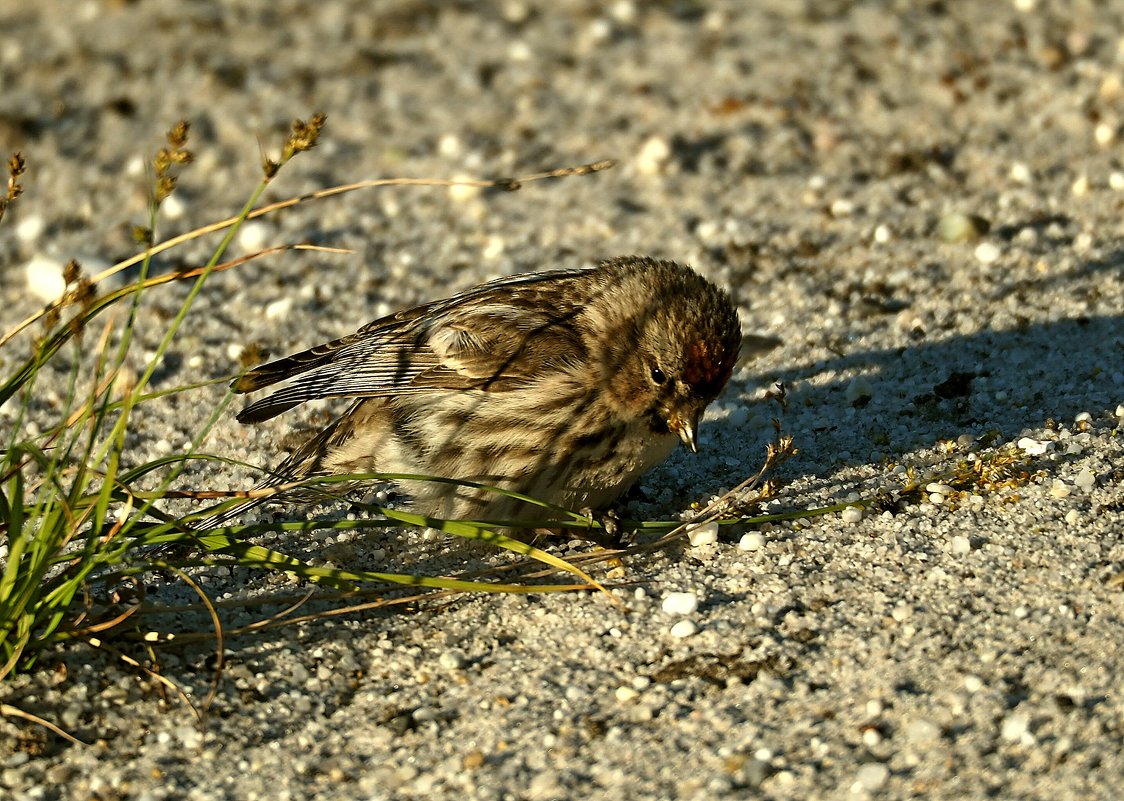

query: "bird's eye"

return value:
[650, 366, 667, 385]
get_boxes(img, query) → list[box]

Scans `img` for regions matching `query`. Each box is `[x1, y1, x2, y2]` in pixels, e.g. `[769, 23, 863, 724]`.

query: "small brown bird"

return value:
[233, 256, 741, 524]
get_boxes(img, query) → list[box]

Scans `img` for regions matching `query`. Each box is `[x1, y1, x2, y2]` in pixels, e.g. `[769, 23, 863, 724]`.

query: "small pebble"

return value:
[614, 686, 639, 703]
[963, 674, 984, 693]
[841, 506, 864, 523]
[15, 213, 45, 243]
[1049, 479, 1071, 499]
[1071, 173, 1090, 196]
[237, 221, 271, 252]
[904, 718, 941, 746]
[1094, 121, 1117, 147]
[974, 241, 1001, 264]
[24, 255, 66, 301]
[635, 135, 672, 175]
[669, 620, 699, 639]
[891, 604, 913, 622]
[438, 650, 466, 670]
[448, 176, 483, 202]
[873, 224, 891, 243]
[162, 192, 186, 219]
[1064, 509, 1080, 525]
[686, 521, 719, 546]
[845, 376, 874, 405]
[265, 296, 293, 320]
[936, 211, 989, 243]
[1074, 469, 1095, 490]
[950, 535, 971, 555]
[661, 591, 699, 616]
[739, 532, 765, 551]
[1017, 437, 1051, 456]
[852, 763, 889, 792]
[861, 728, 882, 747]
[1001, 713, 1033, 744]
[1110, 171, 1124, 191]
[1010, 162, 1032, 183]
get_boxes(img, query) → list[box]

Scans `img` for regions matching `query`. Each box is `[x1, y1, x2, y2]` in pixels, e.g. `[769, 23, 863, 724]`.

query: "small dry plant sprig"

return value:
[0, 152, 25, 226]
[0, 113, 622, 715]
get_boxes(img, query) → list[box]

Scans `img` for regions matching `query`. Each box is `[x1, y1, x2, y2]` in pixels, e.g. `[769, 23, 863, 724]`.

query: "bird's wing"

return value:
[234, 266, 597, 423]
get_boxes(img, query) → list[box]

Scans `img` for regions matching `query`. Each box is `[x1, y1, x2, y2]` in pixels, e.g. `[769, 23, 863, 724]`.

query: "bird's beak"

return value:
[669, 412, 700, 453]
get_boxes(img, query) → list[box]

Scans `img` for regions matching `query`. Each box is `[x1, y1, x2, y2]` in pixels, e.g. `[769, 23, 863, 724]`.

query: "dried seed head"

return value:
[152, 120, 192, 205]
[63, 258, 82, 286]
[0, 151, 26, 225]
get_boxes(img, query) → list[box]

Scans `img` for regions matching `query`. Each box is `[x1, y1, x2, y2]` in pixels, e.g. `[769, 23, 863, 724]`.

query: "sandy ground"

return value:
[1, 1, 1123, 799]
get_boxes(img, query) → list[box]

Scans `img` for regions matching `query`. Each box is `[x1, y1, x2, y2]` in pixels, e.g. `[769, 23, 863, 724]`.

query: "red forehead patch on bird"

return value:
[684, 339, 734, 396]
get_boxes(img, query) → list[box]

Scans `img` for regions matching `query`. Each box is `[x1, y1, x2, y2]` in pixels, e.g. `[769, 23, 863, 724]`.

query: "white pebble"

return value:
[237, 221, 271, 253]
[873, 224, 891, 243]
[841, 506, 864, 524]
[686, 521, 719, 546]
[661, 591, 699, 616]
[24, 255, 66, 301]
[1074, 469, 1096, 490]
[1071, 173, 1090, 196]
[1110, 171, 1124, 191]
[161, 192, 186, 219]
[891, 604, 913, 622]
[1016, 437, 1051, 456]
[1064, 509, 1080, 525]
[14, 213, 45, 243]
[1049, 479, 1071, 499]
[861, 728, 882, 748]
[437, 133, 462, 157]
[950, 535, 972, 555]
[904, 718, 940, 746]
[738, 532, 765, 551]
[852, 763, 889, 792]
[482, 235, 505, 260]
[448, 178, 483, 202]
[829, 198, 855, 217]
[1001, 713, 1033, 744]
[963, 674, 984, 693]
[438, 649, 466, 669]
[265, 296, 293, 320]
[844, 376, 874, 404]
[1010, 162, 1032, 183]
[1094, 121, 1117, 147]
[669, 620, 698, 639]
[635, 135, 672, 176]
[974, 241, 1001, 264]
[1117, 404, 1124, 419]
[614, 686, 638, 703]
[226, 343, 245, 362]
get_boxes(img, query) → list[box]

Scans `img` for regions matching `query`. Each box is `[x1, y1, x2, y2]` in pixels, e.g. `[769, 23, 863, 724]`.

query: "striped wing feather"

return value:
[234, 266, 597, 424]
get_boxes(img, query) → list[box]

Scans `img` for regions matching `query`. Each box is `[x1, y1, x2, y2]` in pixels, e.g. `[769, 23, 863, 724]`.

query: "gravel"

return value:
[1, 2, 1123, 800]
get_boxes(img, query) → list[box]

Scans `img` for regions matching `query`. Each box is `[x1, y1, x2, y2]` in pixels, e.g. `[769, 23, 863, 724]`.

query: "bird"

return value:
[230, 255, 741, 528]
